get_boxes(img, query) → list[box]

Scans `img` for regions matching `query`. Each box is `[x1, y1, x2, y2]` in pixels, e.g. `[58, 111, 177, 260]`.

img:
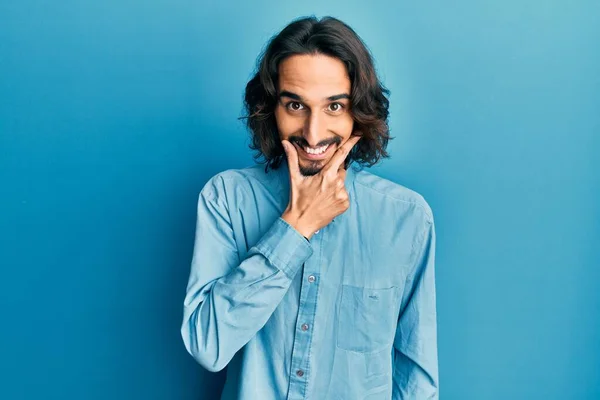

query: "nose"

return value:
[303, 111, 326, 147]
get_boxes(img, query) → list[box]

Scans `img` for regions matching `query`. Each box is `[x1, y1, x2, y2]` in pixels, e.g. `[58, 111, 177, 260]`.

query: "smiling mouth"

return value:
[293, 142, 336, 161]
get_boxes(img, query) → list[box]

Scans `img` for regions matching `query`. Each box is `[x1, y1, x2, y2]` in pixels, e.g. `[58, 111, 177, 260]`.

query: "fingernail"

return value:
[282, 142, 288, 152]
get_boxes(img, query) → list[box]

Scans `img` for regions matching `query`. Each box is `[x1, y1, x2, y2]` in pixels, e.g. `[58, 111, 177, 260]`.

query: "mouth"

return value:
[293, 142, 337, 161]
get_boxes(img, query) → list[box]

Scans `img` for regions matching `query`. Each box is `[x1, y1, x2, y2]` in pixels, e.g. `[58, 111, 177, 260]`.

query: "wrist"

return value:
[281, 211, 315, 239]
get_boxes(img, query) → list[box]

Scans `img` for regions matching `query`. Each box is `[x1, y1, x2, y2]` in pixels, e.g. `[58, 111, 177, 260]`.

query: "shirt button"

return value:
[296, 370, 304, 377]
[307, 275, 316, 283]
[301, 323, 309, 331]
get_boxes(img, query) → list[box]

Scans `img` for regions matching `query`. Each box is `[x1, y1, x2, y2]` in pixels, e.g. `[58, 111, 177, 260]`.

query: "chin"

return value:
[298, 161, 324, 177]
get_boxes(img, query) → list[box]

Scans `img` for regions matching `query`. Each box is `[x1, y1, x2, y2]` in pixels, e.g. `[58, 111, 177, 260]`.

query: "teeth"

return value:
[303, 144, 329, 155]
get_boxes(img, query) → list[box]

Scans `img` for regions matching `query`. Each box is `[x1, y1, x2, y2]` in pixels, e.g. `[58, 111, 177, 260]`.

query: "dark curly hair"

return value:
[241, 15, 392, 172]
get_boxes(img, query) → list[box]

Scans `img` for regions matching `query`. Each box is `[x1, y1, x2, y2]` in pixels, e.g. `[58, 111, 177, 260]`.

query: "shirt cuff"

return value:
[254, 217, 314, 279]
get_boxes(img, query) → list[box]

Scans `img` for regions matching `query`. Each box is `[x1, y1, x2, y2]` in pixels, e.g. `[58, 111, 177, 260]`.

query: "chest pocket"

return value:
[336, 285, 401, 353]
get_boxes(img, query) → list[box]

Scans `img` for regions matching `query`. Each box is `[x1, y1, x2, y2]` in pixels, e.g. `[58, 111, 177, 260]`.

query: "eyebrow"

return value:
[278, 90, 350, 102]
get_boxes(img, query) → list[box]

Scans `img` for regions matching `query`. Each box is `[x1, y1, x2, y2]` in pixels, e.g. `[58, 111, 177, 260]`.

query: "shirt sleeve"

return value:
[392, 215, 439, 399]
[181, 177, 313, 372]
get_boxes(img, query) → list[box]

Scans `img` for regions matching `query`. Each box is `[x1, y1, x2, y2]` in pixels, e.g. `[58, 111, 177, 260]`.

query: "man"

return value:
[181, 16, 438, 399]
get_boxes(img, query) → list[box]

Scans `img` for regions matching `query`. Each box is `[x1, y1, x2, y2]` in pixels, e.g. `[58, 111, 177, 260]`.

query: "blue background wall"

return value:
[1, 1, 598, 399]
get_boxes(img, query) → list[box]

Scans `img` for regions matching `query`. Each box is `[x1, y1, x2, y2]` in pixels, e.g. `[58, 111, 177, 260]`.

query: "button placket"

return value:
[287, 223, 322, 398]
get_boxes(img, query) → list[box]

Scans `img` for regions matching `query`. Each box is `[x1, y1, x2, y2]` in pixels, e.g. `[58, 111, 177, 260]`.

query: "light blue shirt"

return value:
[181, 161, 438, 399]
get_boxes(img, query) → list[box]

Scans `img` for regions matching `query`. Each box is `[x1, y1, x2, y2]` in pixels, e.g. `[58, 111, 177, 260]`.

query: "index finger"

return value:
[323, 135, 362, 174]
[282, 140, 301, 180]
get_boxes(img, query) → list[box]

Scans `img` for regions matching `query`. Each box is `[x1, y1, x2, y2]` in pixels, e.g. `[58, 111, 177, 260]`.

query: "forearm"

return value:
[181, 217, 312, 372]
[392, 348, 438, 399]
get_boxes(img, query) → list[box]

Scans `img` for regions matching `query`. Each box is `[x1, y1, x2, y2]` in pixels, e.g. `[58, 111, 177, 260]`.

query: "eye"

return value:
[327, 102, 345, 113]
[286, 101, 304, 112]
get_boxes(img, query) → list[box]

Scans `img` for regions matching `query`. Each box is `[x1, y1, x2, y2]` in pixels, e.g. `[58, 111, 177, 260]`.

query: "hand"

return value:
[280, 135, 362, 239]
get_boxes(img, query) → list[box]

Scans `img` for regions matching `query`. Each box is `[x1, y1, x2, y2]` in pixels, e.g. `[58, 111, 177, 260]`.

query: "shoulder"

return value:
[200, 164, 274, 198]
[353, 168, 434, 223]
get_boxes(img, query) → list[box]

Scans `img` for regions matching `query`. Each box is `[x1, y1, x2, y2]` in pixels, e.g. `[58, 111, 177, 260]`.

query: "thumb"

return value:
[282, 140, 300, 179]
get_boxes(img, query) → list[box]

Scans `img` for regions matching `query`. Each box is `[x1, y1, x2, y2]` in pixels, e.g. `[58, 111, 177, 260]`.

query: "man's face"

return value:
[275, 54, 354, 176]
